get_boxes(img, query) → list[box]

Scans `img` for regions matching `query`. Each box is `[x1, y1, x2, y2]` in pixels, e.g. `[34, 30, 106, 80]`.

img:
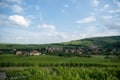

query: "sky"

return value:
[0, 0, 120, 44]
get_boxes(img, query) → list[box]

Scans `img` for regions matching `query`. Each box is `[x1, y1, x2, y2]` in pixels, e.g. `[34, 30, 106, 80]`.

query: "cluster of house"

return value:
[64, 49, 82, 54]
[46, 47, 63, 52]
[45, 46, 98, 54]
[15, 46, 98, 56]
[16, 48, 83, 56]
[16, 50, 41, 56]
[46, 47, 83, 54]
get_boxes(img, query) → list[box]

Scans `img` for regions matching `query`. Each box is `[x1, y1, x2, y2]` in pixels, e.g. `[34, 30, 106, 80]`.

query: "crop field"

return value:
[0, 54, 120, 80]
[0, 54, 119, 67]
[1, 66, 120, 80]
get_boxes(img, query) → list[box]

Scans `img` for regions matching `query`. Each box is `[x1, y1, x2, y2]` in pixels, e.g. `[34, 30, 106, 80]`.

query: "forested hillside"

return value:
[62, 36, 120, 50]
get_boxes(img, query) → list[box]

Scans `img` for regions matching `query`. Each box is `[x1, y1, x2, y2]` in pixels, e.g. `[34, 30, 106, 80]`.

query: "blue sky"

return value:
[0, 0, 120, 44]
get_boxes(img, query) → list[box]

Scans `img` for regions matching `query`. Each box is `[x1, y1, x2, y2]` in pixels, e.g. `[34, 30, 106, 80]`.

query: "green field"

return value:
[1, 66, 119, 80]
[0, 54, 120, 80]
[0, 54, 119, 67]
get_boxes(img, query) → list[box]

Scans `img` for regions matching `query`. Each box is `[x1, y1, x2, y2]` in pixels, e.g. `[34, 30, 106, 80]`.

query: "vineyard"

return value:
[0, 54, 119, 67]
[2, 66, 120, 80]
[0, 54, 120, 80]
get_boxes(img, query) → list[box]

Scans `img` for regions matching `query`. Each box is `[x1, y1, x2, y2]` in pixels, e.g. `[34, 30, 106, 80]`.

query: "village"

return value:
[15, 47, 84, 56]
[14, 46, 99, 56]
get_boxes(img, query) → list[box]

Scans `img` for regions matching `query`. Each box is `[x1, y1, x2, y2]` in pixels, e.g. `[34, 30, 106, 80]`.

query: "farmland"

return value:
[0, 54, 120, 80]
[0, 54, 119, 67]
[2, 66, 120, 80]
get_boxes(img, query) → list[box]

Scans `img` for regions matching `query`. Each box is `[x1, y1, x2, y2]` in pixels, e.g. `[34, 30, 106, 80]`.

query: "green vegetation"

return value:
[0, 54, 119, 80]
[1, 66, 120, 80]
[0, 54, 119, 67]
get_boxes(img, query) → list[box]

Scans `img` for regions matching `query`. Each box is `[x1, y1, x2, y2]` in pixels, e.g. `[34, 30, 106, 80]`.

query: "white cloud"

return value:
[93, 0, 99, 7]
[0, 27, 80, 44]
[75, 15, 120, 40]
[77, 26, 98, 38]
[11, 4, 23, 13]
[104, 4, 110, 8]
[61, 4, 69, 13]
[8, 15, 29, 27]
[100, 16, 120, 31]
[102, 16, 112, 20]
[27, 15, 35, 20]
[38, 24, 56, 31]
[106, 22, 120, 30]
[0, 24, 119, 44]
[43, 31, 80, 43]
[76, 25, 119, 40]
[89, 31, 119, 38]
[100, 4, 110, 11]
[108, 9, 120, 13]
[76, 16, 96, 23]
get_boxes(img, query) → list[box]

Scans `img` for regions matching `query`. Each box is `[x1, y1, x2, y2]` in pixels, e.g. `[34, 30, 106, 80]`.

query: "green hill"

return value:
[62, 36, 120, 48]
[0, 36, 120, 49]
